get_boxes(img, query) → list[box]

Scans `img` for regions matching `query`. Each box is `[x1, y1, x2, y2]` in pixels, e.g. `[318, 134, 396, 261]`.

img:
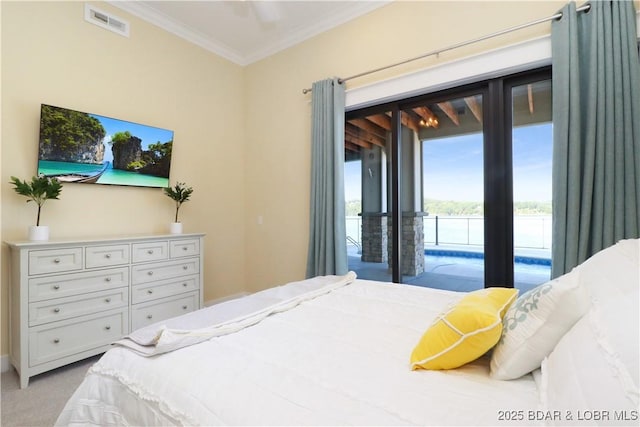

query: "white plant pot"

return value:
[170, 222, 183, 234]
[29, 225, 49, 241]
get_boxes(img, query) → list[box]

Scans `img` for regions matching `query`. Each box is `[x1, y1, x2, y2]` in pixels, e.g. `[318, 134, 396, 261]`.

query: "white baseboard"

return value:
[1, 354, 10, 373]
[204, 292, 249, 307]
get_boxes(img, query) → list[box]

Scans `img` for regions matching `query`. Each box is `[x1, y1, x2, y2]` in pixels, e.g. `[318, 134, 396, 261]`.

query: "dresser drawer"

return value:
[86, 244, 130, 268]
[29, 308, 127, 366]
[131, 258, 199, 285]
[169, 239, 200, 259]
[131, 292, 198, 331]
[28, 267, 129, 302]
[29, 287, 128, 326]
[28, 248, 83, 276]
[131, 275, 199, 304]
[132, 241, 168, 263]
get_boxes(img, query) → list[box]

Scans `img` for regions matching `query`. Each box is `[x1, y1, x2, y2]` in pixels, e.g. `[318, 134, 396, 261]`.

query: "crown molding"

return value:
[106, 1, 246, 65]
[106, 1, 390, 66]
[242, 1, 392, 65]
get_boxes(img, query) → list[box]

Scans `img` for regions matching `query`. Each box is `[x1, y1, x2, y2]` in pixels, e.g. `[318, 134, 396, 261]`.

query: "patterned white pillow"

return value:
[489, 268, 589, 380]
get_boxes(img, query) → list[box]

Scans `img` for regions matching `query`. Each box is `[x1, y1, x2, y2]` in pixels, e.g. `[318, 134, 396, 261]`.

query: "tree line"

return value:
[346, 199, 551, 216]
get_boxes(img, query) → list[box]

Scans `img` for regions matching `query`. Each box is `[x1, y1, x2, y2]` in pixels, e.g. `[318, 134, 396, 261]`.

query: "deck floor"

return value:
[348, 245, 551, 294]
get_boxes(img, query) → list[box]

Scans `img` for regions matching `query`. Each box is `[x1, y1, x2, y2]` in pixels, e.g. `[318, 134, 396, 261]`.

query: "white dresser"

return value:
[7, 233, 204, 388]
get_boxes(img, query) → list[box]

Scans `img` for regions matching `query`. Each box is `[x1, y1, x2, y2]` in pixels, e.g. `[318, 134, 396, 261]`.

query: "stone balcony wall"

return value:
[387, 213, 426, 276]
[361, 214, 388, 263]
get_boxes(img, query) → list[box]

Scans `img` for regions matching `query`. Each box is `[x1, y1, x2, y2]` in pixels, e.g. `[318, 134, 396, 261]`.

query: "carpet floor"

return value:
[1, 355, 100, 427]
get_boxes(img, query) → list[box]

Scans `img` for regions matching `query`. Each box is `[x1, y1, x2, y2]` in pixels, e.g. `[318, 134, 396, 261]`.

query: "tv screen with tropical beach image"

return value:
[37, 104, 174, 188]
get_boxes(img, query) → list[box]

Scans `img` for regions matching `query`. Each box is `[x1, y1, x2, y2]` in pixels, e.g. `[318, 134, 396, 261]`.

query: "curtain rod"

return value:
[301, 3, 590, 94]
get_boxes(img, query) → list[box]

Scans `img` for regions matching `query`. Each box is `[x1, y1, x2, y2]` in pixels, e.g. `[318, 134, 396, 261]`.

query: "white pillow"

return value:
[490, 268, 589, 380]
[540, 292, 639, 426]
[577, 239, 639, 304]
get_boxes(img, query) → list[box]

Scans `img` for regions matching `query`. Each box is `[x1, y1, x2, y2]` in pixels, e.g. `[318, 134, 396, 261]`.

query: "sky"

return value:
[344, 123, 552, 203]
[90, 114, 174, 163]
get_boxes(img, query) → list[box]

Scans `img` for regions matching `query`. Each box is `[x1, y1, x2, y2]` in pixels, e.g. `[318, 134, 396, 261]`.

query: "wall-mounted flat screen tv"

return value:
[37, 104, 174, 188]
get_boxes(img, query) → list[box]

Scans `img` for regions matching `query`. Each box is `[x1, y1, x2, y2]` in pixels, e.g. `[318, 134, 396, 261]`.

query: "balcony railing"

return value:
[346, 215, 552, 250]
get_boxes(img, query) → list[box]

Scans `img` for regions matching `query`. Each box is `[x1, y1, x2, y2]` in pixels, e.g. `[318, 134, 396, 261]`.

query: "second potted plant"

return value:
[163, 181, 193, 234]
[10, 175, 63, 241]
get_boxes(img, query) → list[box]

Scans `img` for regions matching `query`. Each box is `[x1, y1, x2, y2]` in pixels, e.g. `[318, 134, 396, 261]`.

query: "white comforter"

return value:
[56, 275, 540, 426]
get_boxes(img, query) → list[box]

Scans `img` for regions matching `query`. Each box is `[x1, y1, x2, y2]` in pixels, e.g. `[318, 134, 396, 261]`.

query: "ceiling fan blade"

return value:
[251, 1, 281, 23]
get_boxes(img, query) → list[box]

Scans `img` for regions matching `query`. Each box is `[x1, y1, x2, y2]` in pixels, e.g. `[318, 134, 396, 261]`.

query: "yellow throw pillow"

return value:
[410, 287, 518, 370]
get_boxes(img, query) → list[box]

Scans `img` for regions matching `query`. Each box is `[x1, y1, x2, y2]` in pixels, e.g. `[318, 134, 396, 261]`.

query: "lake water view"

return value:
[346, 215, 552, 252]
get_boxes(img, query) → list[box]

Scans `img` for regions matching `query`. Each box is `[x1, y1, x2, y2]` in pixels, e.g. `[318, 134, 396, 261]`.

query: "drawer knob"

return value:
[53, 338, 60, 344]
[53, 285, 60, 290]
[182, 305, 188, 310]
[182, 282, 188, 287]
[105, 325, 111, 330]
[183, 265, 188, 270]
[147, 289, 153, 294]
[182, 246, 188, 251]
[147, 271, 154, 276]
[147, 314, 153, 319]
[105, 253, 111, 259]
[105, 277, 112, 282]
[53, 258, 61, 264]
[105, 298, 111, 303]
[53, 308, 60, 313]
[147, 249, 154, 255]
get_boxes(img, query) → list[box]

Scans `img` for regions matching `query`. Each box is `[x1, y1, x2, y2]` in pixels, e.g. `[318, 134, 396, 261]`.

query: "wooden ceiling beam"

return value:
[345, 141, 361, 152]
[364, 114, 392, 132]
[464, 96, 482, 123]
[401, 111, 421, 132]
[345, 133, 373, 149]
[348, 109, 424, 142]
[348, 118, 388, 138]
[345, 123, 386, 148]
[437, 101, 460, 126]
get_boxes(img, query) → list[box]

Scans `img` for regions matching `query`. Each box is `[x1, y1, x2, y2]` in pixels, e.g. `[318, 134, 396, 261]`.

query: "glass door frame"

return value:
[346, 66, 552, 286]
[503, 67, 553, 287]
[398, 83, 489, 285]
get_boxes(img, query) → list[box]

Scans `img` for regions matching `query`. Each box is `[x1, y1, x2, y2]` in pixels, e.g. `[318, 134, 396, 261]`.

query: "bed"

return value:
[56, 239, 639, 426]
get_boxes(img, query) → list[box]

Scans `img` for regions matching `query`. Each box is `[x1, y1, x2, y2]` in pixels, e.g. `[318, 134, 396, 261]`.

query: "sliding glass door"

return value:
[345, 108, 393, 283]
[509, 77, 553, 291]
[345, 67, 552, 291]
[408, 93, 485, 291]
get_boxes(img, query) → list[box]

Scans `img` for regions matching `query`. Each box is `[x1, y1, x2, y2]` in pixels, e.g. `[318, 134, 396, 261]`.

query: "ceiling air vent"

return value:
[85, 4, 130, 38]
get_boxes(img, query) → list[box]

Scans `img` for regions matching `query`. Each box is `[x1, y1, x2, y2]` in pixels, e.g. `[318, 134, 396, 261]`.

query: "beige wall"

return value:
[1, 1, 247, 355]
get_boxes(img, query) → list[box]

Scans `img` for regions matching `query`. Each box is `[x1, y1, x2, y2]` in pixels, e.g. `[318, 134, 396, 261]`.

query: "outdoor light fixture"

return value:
[420, 116, 439, 128]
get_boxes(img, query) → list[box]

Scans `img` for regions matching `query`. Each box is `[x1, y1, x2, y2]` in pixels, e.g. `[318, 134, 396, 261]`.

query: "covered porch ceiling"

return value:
[345, 80, 552, 160]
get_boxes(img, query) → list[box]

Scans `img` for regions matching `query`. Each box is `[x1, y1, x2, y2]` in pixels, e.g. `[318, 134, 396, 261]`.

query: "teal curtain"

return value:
[306, 78, 348, 277]
[551, 1, 640, 277]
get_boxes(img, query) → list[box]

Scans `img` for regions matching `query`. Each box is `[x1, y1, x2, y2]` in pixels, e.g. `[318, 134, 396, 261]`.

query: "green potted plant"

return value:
[163, 181, 193, 234]
[10, 175, 63, 241]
